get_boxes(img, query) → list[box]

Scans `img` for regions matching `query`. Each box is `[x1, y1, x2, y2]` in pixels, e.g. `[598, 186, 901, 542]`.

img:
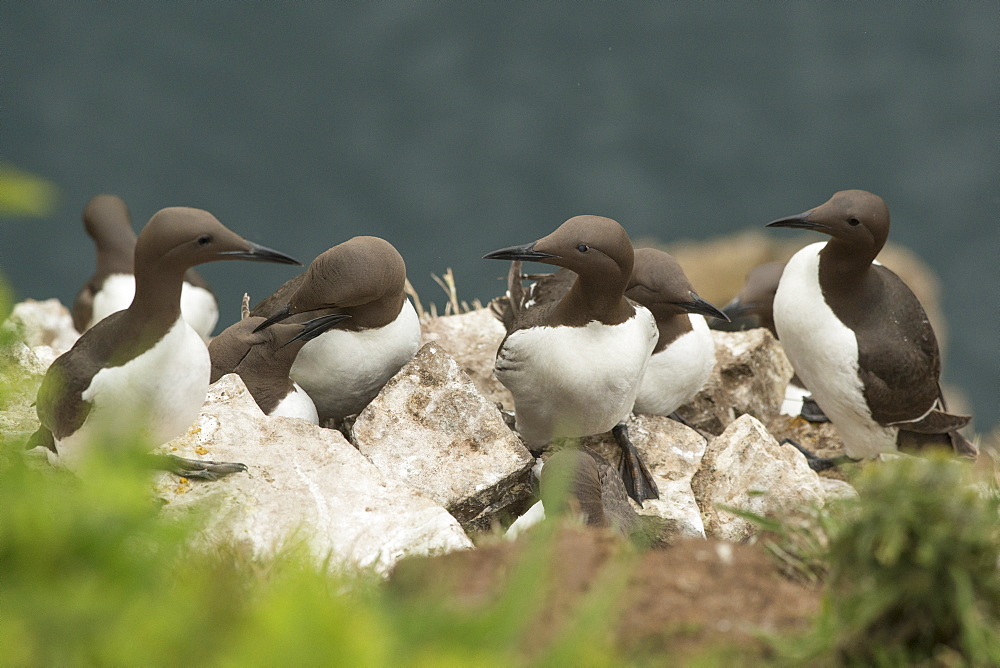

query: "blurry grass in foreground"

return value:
[776, 455, 1000, 665]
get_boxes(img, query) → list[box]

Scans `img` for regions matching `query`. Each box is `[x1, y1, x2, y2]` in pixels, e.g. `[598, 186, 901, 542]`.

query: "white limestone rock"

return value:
[6, 298, 79, 358]
[676, 329, 794, 435]
[420, 308, 512, 408]
[582, 414, 708, 539]
[353, 341, 534, 531]
[156, 374, 473, 575]
[691, 414, 827, 542]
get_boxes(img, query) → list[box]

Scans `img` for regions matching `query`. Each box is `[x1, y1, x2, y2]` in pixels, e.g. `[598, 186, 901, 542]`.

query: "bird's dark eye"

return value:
[848, 217, 860, 227]
[197, 234, 212, 245]
[576, 244, 589, 253]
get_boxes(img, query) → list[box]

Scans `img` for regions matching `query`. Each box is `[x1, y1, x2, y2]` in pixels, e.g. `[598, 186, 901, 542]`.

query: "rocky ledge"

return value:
[4, 298, 859, 574]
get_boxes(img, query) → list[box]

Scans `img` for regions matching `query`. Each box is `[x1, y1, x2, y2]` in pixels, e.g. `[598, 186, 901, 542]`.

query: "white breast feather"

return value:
[773, 242, 897, 458]
[57, 317, 209, 471]
[633, 314, 715, 416]
[290, 299, 421, 420]
[269, 382, 320, 424]
[88, 273, 135, 328]
[496, 305, 658, 445]
[180, 283, 219, 339]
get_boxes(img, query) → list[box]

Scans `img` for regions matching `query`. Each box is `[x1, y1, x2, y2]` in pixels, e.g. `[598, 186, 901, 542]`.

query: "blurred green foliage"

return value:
[783, 456, 1000, 665]
[0, 163, 59, 218]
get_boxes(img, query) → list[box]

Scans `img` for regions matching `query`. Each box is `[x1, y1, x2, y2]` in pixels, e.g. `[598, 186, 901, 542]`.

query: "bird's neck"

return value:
[819, 240, 876, 285]
[556, 274, 632, 326]
[130, 261, 185, 328]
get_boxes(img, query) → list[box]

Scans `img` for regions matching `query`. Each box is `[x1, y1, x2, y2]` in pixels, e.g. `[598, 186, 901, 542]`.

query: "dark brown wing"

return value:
[852, 265, 943, 425]
[488, 260, 523, 331]
[35, 348, 95, 440]
[35, 309, 140, 440]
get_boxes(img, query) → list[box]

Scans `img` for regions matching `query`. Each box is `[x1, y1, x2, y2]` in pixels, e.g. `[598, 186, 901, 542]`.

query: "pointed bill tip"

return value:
[253, 304, 292, 332]
[684, 291, 730, 321]
[220, 240, 301, 266]
[765, 211, 825, 231]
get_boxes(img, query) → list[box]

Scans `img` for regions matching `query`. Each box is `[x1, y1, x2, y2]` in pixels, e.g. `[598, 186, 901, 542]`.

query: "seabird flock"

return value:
[26, 189, 977, 530]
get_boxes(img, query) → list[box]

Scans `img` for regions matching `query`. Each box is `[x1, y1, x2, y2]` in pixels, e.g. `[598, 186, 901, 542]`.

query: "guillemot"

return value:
[766, 189, 976, 465]
[490, 248, 728, 420]
[483, 215, 660, 504]
[625, 247, 728, 418]
[29, 207, 300, 478]
[71, 194, 220, 338]
[208, 311, 350, 423]
[721, 261, 828, 422]
[250, 236, 421, 424]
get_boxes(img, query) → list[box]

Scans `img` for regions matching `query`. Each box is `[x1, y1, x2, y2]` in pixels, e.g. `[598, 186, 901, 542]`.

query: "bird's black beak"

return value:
[765, 211, 827, 231]
[681, 292, 730, 321]
[253, 304, 293, 332]
[483, 242, 557, 262]
[284, 313, 351, 345]
[219, 241, 301, 266]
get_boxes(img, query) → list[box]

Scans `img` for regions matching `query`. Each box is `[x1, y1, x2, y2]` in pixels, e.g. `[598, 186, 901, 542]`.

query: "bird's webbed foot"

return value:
[613, 422, 659, 506]
[159, 454, 248, 481]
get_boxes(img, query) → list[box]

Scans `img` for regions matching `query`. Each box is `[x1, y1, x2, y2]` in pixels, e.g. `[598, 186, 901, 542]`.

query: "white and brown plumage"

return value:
[492, 247, 729, 419]
[209, 312, 350, 423]
[484, 215, 659, 504]
[29, 207, 300, 478]
[767, 189, 975, 464]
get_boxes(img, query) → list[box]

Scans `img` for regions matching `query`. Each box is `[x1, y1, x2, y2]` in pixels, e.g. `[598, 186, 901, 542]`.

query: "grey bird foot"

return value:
[160, 454, 248, 481]
[799, 397, 830, 423]
[612, 422, 659, 506]
[780, 439, 854, 472]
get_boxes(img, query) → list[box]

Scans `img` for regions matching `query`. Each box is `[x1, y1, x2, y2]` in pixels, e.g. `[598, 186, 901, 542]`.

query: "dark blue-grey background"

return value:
[2, 3, 997, 430]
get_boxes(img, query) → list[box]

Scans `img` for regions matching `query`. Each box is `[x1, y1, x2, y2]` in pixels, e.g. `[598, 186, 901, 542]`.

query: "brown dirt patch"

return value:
[390, 525, 821, 662]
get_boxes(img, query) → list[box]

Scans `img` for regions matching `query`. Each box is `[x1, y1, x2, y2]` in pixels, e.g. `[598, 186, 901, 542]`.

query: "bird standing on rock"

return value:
[71, 194, 219, 338]
[250, 236, 422, 424]
[29, 207, 301, 478]
[766, 189, 976, 467]
[491, 247, 729, 422]
[484, 215, 660, 505]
